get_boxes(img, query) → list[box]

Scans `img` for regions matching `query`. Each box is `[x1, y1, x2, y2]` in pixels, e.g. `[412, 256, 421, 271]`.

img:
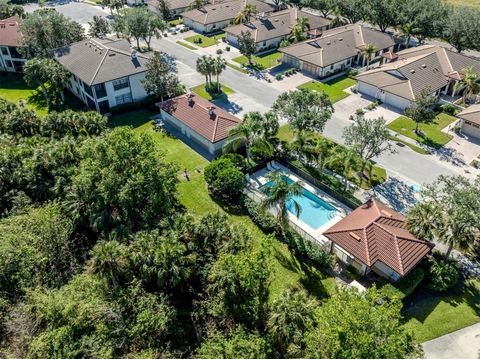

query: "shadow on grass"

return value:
[109, 109, 155, 128]
[0, 73, 35, 90]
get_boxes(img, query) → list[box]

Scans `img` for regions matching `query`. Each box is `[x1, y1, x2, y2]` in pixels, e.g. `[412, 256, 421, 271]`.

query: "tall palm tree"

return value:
[196, 55, 214, 89]
[326, 146, 358, 191]
[455, 66, 480, 103]
[362, 44, 377, 69]
[302, 135, 331, 172]
[290, 17, 310, 43]
[234, 3, 257, 24]
[213, 55, 227, 93]
[398, 22, 420, 48]
[261, 171, 303, 231]
[88, 241, 126, 288]
[407, 202, 440, 243]
[228, 111, 262, 161]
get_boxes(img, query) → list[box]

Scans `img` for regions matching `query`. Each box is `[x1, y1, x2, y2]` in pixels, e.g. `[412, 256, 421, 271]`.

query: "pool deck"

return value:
[246, 162, 351, 246]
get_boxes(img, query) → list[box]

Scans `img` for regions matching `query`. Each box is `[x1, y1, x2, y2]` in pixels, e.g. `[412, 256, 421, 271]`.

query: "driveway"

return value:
[423, 323, 480, 359]
[24, 1, 110, 31]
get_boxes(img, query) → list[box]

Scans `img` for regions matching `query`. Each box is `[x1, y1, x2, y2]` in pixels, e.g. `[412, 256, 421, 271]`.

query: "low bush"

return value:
[243, 196, 279, 233]
[355, 108, 365, 115]
[427, 258, 460, 292]
[379, 267, 425, 300]
[216, 49, 223, 55]
[440, 103, 458, 115]
[347, 68, 359, 77]
[204, 158, 245, 200]
[226, 46, 230, 51]
[275, 73, 283, 81]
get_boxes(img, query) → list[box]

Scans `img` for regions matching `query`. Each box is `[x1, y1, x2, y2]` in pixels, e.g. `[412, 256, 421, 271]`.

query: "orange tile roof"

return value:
[157, 93, 241, 143]
[0, 16, 22, 47]
[323, 198, 433, 276]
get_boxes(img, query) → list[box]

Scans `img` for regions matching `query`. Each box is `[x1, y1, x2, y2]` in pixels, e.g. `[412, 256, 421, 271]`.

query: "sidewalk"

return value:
[422, 323, 480, 359]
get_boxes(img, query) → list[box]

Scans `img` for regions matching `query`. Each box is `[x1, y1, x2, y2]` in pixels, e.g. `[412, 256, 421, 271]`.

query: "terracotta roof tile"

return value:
[0, 16, 22, 47]
[157, 93, 241, 143]
[323, 198, 433, 276]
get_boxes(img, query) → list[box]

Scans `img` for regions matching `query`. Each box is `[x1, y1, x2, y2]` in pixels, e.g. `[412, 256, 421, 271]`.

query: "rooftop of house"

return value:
[323, 198, 434, 277]
[279, 23, 396, 68]
[157, 93, 241, 143]
[148, 0, 195, 10]
[0, 16, 22, 47]
[457, 104, 480, 126]
[53, 38, 150, 87]
[181, 0, 275, 25]
[355, 45, 480, 101]
[224, 8, 331, 43]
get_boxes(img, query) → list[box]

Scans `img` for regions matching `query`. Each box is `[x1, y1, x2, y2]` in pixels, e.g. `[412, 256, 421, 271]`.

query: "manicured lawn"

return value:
[232, 51, 283, 70]
[277, 125, 386, 189]
[169, 18, 183, 27]
[403, 279, 480, 342]
[324, 75, 357, 90]
[176, 40, 198, 50]
[298, 79, 351, 104]
[387, 113, 457, 148]
[0, 73, 48, 116]
[184, 34, 220, 48]
[226, 62, 249, 74]
[110, 110, 338, 302]
[446, 0, 480, 7]
[191, 83, 235, 101]
[389, 135, 430, 155]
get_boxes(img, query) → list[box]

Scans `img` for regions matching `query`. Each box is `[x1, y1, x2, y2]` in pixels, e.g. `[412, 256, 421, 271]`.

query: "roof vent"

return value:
[421, 63, 427, 68]
[349, 232, 361, 241]
[326, 41, 331, 45]
[339, 37, 343, 41]
[381, 209, 393, 218]
[186, 93, 195, 104]
[410, 69, 415, 74]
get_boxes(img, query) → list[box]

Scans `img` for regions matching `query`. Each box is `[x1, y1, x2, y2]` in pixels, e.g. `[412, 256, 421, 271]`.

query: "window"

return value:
[8, 47, 21, 59]
[115, 93, 132, 105]
[83, 82, 94, 97]
[330, 64, 334, 70]
[112, 77, 129, 91]
[94, 83, 107, 99]
[5, 60, 12, 68]
[1, 47, 8, 56]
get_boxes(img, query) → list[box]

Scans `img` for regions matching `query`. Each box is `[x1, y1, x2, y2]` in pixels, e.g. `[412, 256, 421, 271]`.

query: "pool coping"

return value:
[247, 162, 351, 245]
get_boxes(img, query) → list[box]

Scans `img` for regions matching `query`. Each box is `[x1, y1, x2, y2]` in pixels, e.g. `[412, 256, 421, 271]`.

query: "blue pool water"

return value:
[262, 177, 337, 230]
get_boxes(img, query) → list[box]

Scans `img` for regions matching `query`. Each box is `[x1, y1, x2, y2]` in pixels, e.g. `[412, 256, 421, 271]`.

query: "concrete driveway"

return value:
[423, 323, 480, 359]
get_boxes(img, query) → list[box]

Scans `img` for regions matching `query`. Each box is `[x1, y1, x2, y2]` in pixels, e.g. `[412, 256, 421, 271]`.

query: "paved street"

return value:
[423, 323, 480, 359]
[24, 1, 110, 25]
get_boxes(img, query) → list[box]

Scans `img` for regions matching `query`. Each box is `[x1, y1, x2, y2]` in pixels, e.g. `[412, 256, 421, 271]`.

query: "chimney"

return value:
[186, 93, 195, 104]
[208, 105, 215, 116]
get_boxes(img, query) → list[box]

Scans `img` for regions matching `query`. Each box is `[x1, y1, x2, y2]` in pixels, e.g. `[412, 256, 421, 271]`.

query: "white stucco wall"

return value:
[372, 261, 401, 281]
[357, 81, 412, 110]
[0, 46, 26, 73]
[461, 120, 480, 139]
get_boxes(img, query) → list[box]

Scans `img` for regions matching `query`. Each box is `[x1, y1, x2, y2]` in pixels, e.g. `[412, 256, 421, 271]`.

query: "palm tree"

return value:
[362, 44, 377, 69]
[228, 111, 262, 161]
[398, 22, 419, 48]
[290, 16, 310, 43]
[302, 135, 331, 172]
[261, 171, 303, 231]
[188, 0, 206, 9]
[234, 3, 257, 24]
[196, 55, 214, 89]
[213, 55, 227, 93]
[88, 241, 126, 288]
[455, 66, 480, 103]
[407, 202, 440, 242]
[326, 146, 358, 191]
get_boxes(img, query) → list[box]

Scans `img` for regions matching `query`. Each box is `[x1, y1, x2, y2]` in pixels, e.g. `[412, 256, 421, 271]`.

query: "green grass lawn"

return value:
[191, 83, 235, 101]
[389, 135, 430, 155]
[176, 40, 198, 50]
[232, 51, 283, 70]
[110, 110, 338, 302]
[403, 279, 480, 342]
[298, 76, 354, 104]
[0, 73, 49, 116]
[169, 18, 183, 27]
[184, 34, 220, 48]
[446, 0, 480, 7]
[387, 113, 457, 149]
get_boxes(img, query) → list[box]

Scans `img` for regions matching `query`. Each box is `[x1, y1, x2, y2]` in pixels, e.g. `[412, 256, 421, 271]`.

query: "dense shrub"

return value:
[440, 103, 458, 115]
[216, 49, 223, 55]
[379, 267, 425, 300]
[204, 158, 245, 199]
[220, 153, 247, 172]
[347, 68, 359, 77]
[275, 73, 283, 81]
[243, 196, 279, 233]
[226, 46, 231, 51]
[427, 259, 460, 291]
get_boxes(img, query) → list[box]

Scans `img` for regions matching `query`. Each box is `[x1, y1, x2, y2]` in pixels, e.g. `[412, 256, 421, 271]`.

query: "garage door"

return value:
[384, 93, 411, 111]
[462, 121, 480, 139]
[357, 81, 378, 98]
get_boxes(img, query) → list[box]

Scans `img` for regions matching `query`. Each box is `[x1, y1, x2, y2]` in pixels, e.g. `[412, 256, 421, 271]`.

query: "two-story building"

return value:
[0, 16, 26, 73]
[53, 38, 150, 114]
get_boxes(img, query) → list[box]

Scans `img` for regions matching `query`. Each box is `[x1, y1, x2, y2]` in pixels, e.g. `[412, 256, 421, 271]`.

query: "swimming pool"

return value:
[262, 177, 338, 230]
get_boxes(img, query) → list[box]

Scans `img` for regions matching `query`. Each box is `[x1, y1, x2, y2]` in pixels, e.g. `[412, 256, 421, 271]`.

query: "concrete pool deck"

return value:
[246, 162, 351, 246]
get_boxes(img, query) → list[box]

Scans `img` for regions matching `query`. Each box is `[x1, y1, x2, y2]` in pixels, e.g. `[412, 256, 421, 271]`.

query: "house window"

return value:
[112, 77, 129, 91]
[83, 82, 94, 97]
[94, 83, 107, 99]
[8, 47, 21, 59]
[115, 93, 132, 105]
[330, 64, 334, 70]
[1, 47, 8, 56]
[5, 60, 12, 68]
[263, 41, 266, 46]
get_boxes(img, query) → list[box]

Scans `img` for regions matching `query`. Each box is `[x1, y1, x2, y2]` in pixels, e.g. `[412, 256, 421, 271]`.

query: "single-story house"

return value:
[0, 16, 26, 73]
[323, 198, 434, 282]
[148, 0, 192, 18]
[53, 38, 150, 114]
[279, 23, 397, 78]
[182, 0, 275, 34]
[156, 93, 241, 156]
[224, 8, 331, 53]
[354, 45, 480, 111]
[457, 104, 480, 139]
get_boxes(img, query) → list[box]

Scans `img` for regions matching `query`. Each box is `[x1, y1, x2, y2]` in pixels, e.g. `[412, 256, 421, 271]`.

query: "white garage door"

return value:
[384, 93, 411, 111]
[357, 81, 379, 98]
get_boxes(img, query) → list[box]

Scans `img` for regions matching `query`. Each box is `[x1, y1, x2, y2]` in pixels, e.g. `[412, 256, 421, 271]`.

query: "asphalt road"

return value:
[24, 1, 109, 24]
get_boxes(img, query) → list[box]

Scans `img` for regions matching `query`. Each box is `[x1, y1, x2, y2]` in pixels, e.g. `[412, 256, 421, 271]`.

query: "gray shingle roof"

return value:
[279, 23, 395, 68]
[182, 0, 275, 25]
[53, 38, 150, 86]
[355, 45, 480, 100]
[224, 8, 330, 43]
[148, 0, 193, 10]
[458, 104, 480, 126]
